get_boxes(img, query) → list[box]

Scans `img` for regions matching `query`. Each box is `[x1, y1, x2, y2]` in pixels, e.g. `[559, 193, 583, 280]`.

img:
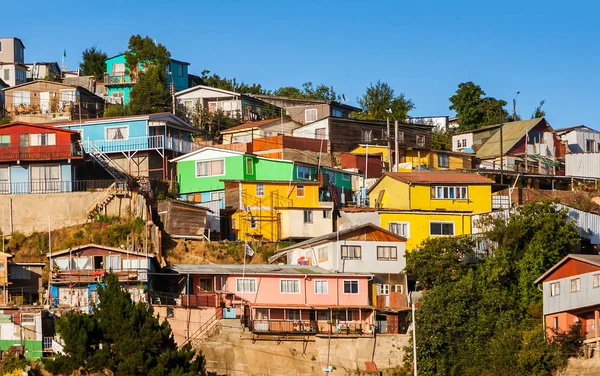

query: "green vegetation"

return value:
[403, 201, 583, 375]
[104, 104, 129, 117]
[44, 273, 205, 375]
[353, 80, 414, 121]
[80, 46, 108, 81]
[449, 81, 508, 131]
[273, 81, 340, 101]
[201, 70, 268, 95]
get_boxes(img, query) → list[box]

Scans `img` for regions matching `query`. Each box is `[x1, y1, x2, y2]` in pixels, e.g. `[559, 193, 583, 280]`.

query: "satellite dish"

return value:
[342, 94, 347, 102]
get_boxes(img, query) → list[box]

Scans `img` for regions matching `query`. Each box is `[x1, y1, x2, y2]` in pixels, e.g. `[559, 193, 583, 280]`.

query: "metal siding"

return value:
[558, 204, 600, 244]
[543, 272, 600, 315]
[566, 153, 600, 178]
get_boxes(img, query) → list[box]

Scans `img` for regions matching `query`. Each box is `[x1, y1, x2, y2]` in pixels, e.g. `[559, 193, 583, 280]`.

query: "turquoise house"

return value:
[104, 53, 190, 105]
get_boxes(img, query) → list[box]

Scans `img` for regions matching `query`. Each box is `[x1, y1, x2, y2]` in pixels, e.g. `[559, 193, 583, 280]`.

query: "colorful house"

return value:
[350, 145, 472, 172]
[220, 118, 302, 144]
[0, 308, 51, 360]
[0, 122, 83, 194]
[166, 264, 374, 336]
[48, 244, 157, 312]
[55, 113, 200, 179]
[224, 179, 334, 241]
[367, 171, 494, 250]
[535, 254, 600, 346]
[104, 53, 190, 105]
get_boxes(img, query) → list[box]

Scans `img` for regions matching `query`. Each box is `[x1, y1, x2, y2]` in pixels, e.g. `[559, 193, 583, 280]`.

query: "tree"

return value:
[532, 100, 546, 118]
[353, 80, 414, 120]
[44, 273, 205, 375]
[273, 81, 339, 101]
[431, 129, 452, 151]
[80, 46, 108, 81]
[125, 35, 172, 115]
[201, 70, 267, 95]
[449, 82, 508, 131]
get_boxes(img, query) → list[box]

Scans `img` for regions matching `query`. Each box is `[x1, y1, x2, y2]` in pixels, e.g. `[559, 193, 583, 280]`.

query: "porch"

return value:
[82, 135, 202, 155]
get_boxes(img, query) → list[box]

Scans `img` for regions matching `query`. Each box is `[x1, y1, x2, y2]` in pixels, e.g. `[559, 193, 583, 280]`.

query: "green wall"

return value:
[0, 340, 43, 360]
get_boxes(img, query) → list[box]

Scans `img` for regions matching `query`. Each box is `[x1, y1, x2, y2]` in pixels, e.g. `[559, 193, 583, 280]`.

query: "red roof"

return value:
[384, 171, 494, 185]
[220, 118, 283, 133]
[0, 121, 78, 134]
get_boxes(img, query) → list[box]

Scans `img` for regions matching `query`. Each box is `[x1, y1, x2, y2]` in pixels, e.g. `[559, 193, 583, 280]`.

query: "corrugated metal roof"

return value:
[476, 118, 545, 159]
[167, 264, 371, 276]
[384, 171, 494, 185]
[220, 118, 285, 133]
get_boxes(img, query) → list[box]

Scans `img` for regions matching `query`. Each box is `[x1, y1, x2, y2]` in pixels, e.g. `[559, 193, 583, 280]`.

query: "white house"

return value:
[555, 125, 600, 154]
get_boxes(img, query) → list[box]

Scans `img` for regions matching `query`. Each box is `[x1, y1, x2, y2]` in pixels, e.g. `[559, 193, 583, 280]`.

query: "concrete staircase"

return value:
[85, 182, 128, 219]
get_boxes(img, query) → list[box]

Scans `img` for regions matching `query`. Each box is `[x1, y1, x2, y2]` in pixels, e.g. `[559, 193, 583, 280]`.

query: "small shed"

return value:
[158, 200, 211, 239]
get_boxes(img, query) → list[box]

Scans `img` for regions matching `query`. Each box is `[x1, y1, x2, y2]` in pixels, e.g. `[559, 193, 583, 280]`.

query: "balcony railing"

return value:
[0, 144, 83, 162]
[0, 179, 116, 195]
[51, 268, 148, 284]
[104, 73, 137, 86]
[250, 320, 365, 335]
[83, 135, 202, 154]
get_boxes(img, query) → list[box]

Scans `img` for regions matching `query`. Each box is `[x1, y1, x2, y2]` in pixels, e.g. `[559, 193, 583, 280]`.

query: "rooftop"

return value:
[475, 118, 547, 159]
[167, 264, 371, 276]
[535, 254, 600, 284]
[382, 171, 494, 185]
[220, 118, 289, 133]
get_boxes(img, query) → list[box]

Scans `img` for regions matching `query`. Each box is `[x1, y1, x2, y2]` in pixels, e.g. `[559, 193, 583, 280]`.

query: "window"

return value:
[297, 166, 311, 180]
[21, 314, 35, 326]
[105, 126, 129, 141]
[246, 158, 254, 175]
[393, 284, 404, 294]
[178, 64, 184, 77]
[3, 69, 8, 81]
[461, 139, 467, 147]
[112, 63, 126, 76]
[210, 191, 224, 202]
[550, 282, 560, 296]
[343, 280, 359, 294]
[389, 222, 410, 238]
[297, 185, 305, 197]
[112, 91, 124, 98]
[303, 210, 313, 223]
[315, 128, 326, 139]
[30, 165, 60, 193]
[570, 278, 581, 292]
[60, 89, 76, 104]
[341, 245, 361, 260]
[0, 135, 9, 147]
[317, 247, 328, 262]
[250, 216, 258, 229]
[430, 222, 455, 236]
[0, 41, 2, 52]
[457, 139, 462, 149]
[196, 159, 225, 177]
[323, 210, 331, 219]
[322, 170, 335, 184]
[553, 317, 559, 330]
[15, 69, 26, 84]
[332, 108, 343, 117]
[431, 186, 468, 200]
[287, 309, 301, 321]
[586, 139, 596, 153]
[342, 173, 350, 181]
[377, 246, 398, 261]
[437, 153, 449, 168]
[361, 130, 373, 142]
[315, 280, 328, 294]
[29, 133, 56, 146]
[376, 284, 390, 295]
[236, 278, 257, 293]
[397, 131, 404, 143]
[0, 167, 9, 194]
[11, 266, 30, 280]
[280, 279, 301, 294]
[416, 135, 425, 147]
[594, 274, 600, 288]
[123, 259, 146, 270]
[105, 255, 121, 271]
[13, 91, 30, 106]
[304, 109, 317, 123]
[256, 184, 264, 196]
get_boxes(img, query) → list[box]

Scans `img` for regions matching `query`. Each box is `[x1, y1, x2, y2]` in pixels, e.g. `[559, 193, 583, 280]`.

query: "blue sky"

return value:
[4, 0, 599, 128]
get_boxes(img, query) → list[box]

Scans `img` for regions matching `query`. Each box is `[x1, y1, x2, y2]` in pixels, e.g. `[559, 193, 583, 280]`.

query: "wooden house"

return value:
[8, 262, 45, 305]
[158, 199, 211, 239]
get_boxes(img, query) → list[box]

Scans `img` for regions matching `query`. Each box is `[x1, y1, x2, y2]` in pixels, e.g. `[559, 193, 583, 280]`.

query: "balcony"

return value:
[0, 144, 83, 162]
[250, 319, 366, 336]
[0, 179, 116, 195]
[83, 135, 202, 154]
[51, 268, 148, 284]
[104, 73, 137, 86]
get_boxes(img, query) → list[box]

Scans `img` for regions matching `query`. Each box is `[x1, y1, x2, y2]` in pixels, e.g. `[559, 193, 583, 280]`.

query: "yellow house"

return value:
[367, 171, 494, 250]
[351, 145, 472, 171]
[223, 180, 334, 241]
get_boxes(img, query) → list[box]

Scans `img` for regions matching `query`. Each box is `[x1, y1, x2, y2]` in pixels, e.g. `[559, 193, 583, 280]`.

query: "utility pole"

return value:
[394, 120, 399, 172]
[499, 106, 504, 185]
[387, 116, 392, 172]
[171, 82, 176, 115]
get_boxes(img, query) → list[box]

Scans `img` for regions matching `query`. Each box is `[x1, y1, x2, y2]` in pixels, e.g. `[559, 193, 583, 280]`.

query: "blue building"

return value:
[104, 53, 191, 106]
[55, 113, 201, 180]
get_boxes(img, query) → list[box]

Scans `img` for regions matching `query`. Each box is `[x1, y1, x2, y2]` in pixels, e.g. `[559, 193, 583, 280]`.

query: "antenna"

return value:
[341, 94, 347, 102]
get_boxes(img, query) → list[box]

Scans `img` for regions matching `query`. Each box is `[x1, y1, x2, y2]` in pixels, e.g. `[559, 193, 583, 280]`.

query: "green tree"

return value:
[201, 70, 267, 95]
[532, 100, 546, 118]
[44, 273, 205, 375]
[353, 80, 414, 120]
[273, 81, 339, 101]
[449, 82, 508, 131]
[125, 35, 172, 115]
[80, 46, 108, 81]
[431, 129, 452, 151]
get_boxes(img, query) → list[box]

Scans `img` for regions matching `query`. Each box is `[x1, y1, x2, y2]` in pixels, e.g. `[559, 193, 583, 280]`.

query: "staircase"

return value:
[85, 182, 127, 219]
[180, 308, 224, 348]
[85, 141, 130, 181]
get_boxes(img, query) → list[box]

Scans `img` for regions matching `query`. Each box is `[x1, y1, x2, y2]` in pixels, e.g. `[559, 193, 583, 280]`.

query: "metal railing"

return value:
[83, 135, 202, 154]
[0, 144, 83, 161]
[51, 268, 148, 284]
[104, 73, 137, 85]
[0, 179, 116, 195]
[250, 320, 364, 335]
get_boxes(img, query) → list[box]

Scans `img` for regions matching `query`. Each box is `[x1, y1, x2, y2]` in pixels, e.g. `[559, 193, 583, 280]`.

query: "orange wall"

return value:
[543, 259, 600, 282]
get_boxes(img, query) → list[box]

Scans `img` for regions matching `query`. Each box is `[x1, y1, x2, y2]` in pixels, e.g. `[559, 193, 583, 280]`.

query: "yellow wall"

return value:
[379, 212, 473, 251]
[369, 176, 492, 213]
[402, 150, 472, 171]
[351, 145, 390, 163]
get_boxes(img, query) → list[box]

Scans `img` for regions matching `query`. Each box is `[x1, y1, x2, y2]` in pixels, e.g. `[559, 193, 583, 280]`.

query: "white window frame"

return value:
[570, 278, 581, 293]
[341, 245, 361, 260]
[317, 246, 328, 262]
[594, 274, 600, 288]
[304, 109, 317, 123]
[429, 221, 455, 236]
[416, 135, 425, 147]
[303, 210, 313, 224]
[13, 91, 30, 106]
[550, 282, 560, 296]
[314, 280, 328, 294]
[431, 186, 468, 200]
[256, 184, 264, 197]
[389, 222, 410, 238]
[236, 278, 257, 293]
[104, 125, 129, 141]
[246, 157, 254, 175]
[0, 166, 10, 194]
[280, 279, 301, 294]
[377, 246, 398, 261]
[195, 159, 226, 178]
[361, 130, 373, 143]
[343, 280, 360, 294]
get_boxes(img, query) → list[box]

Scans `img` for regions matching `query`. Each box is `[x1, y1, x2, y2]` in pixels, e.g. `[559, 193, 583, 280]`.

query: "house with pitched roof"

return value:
[555, 125, 600, 154]
[220, 118, 302, 144]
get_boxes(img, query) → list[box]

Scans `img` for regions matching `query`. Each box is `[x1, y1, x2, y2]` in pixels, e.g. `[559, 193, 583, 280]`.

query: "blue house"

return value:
[55, 113, 201, 180]
[104, 53, 190, 106]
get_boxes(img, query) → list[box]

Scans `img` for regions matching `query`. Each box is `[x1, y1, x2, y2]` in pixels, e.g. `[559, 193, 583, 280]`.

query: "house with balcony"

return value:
[49, 244, 157, 312]
[55, 112, 200, 179]
[2, 80, 104, 123]
[105, 53, 190, 105]
[366, 171, 494, 251]
[269, 223, 409, 333]
[0, 122, 83, 194]
[164, 264, 374, 337]
[535, 254, 600, 353]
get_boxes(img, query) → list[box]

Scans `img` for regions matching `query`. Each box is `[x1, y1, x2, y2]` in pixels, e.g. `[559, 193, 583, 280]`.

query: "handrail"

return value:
[180, 307, 224, 347]
[85, 182, 116, 214]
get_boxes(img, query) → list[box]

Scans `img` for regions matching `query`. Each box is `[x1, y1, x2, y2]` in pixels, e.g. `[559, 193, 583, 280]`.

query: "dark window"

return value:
[437, 153, 449, 168]
[343, 280, 359, 294]
[430, 222, 454, 236]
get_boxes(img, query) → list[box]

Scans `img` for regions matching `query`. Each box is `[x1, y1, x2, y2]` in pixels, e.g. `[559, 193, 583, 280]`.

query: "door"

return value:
[40, 92, 50, 113]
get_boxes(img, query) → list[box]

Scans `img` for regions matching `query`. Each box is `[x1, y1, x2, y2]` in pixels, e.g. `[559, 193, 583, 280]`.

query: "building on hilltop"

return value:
[219, 117, 302, 144]
[0, 37, 27, 87]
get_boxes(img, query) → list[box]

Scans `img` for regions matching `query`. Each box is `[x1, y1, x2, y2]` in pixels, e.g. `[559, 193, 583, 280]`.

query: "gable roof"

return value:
[367, 171, 493, 194]
[534, 254, 600, 284]
[0, 121, 79, 134]
[174, 84, 245, 98]
[170, 146, 246, 163]
[267, 223, 406, 263]
[554, 125, 600, 135]
[2, 80, 100, 99]
[49, 243, 156, 258]
[167, 263, 371, 277]
[53, 112, 198, 133]
[220, 118, 287, 134]
[475, 118, 547, 159]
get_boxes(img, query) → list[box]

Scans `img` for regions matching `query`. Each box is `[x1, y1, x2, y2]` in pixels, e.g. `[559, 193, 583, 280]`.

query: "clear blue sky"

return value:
[4, 0, 599, 129]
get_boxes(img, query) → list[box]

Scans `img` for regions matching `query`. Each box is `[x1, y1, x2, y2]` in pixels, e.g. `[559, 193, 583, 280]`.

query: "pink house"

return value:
[168, 264, 374, 335]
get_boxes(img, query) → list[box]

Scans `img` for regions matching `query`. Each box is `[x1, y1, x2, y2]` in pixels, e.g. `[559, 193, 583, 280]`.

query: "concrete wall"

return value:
[154, 306, 218, 345]
[0, 190, 146, 234]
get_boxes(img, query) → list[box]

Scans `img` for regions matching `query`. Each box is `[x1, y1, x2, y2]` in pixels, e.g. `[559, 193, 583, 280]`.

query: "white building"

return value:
[0, 37, 27, 87]
[555, 125, 600, 153]
[407, 116, 458, 132]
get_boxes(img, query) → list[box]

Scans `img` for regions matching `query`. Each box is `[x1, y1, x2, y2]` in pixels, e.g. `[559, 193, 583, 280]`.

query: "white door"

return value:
[40, 92, 50, 113]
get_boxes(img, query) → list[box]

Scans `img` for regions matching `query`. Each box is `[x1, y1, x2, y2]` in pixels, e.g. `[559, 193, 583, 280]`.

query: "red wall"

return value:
[340, 153, 383, 178]
[542, 259, 600, 282]
[0, 123, 77, 148]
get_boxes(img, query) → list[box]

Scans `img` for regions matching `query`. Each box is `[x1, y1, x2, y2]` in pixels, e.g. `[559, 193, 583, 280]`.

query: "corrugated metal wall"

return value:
[566, 153, 600, 178]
